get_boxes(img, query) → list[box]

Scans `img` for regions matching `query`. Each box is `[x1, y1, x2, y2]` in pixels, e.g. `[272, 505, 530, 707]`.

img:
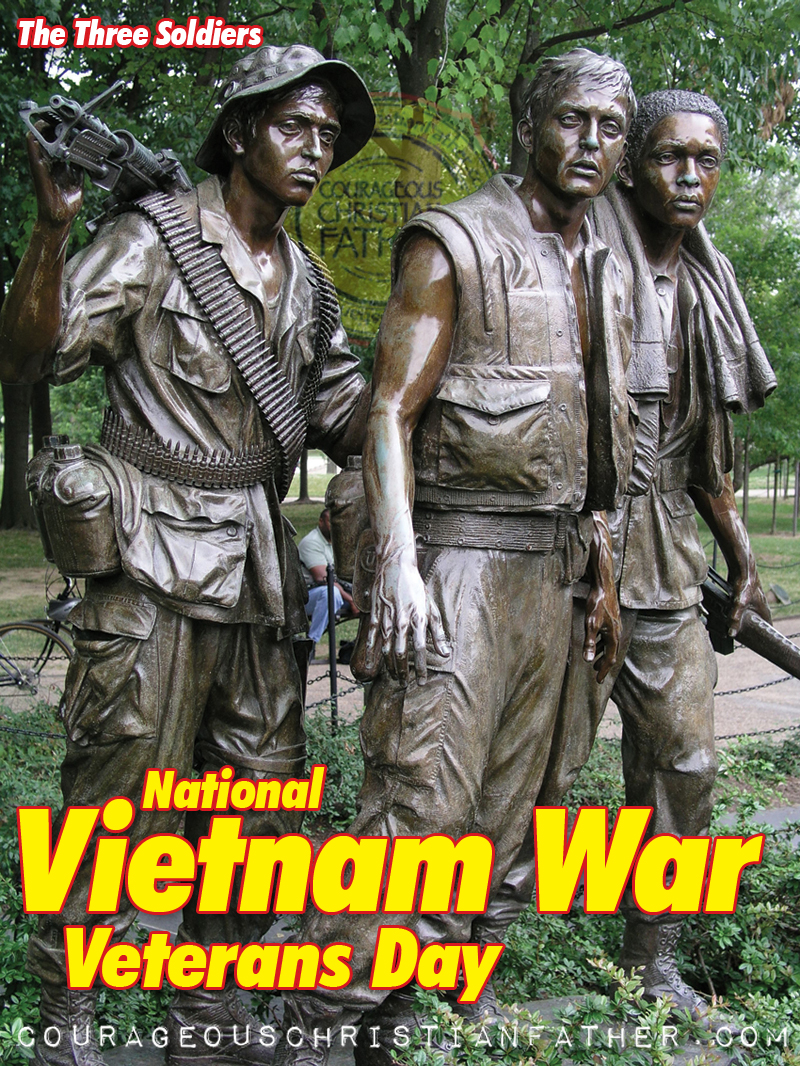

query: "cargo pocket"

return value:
[359, 547, 457, 788]
[155, 276, 232, 393]
[661, 489, 696, 519]
[63, 595, 158, 744]
[122, 484, 250, 608]
[436, 367, 551, 493]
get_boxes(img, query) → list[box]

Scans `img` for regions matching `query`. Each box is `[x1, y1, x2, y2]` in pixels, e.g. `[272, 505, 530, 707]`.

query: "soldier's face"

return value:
[623, 112, 723, 229]
[235, 85, 341, 208]
[530, 82, 628, 201]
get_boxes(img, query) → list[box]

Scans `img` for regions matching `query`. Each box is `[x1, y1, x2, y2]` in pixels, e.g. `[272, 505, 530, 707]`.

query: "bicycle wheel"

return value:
[0, 621, 73, 697]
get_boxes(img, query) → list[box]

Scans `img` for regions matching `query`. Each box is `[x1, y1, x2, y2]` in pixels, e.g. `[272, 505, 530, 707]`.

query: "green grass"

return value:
[281, 500, 328, 542]
[698, 492, 800, 614]
[0, 530, 49, 569]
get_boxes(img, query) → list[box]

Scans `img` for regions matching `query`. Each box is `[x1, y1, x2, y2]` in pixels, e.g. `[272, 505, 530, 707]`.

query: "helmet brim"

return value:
[195, 58, 375, 174]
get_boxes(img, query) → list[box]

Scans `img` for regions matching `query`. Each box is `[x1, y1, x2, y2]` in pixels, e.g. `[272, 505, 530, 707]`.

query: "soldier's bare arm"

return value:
[583, 510, 622, 681]
[0, 135, 84, 383]
[362, 232, 454, 685]
[690, 475, 770, 636]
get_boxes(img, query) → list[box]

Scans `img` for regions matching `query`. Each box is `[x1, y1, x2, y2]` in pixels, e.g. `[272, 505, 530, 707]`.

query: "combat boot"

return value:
[273, 1041, 332, 1066]
[273, 998, 347, 1066]
[33, 984, 107, 1066]
[445, 977, 512, 1026]
[620, 918, 707, 1016]
[165, 984, 276, 1064]
[354, 986, 456, 1066]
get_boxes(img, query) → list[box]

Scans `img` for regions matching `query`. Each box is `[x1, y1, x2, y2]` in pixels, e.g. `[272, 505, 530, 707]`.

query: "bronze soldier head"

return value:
[196, 44, 375, 180]
[618, 90, 728, 230]
[518, 49, 636, 203]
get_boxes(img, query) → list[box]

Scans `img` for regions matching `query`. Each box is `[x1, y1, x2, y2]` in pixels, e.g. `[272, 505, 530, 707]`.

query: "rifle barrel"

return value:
[738, 610, 800, 682]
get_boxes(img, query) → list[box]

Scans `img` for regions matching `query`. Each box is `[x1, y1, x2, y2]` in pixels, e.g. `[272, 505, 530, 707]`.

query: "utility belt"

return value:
[655, 456, 691, 493]
[412, 506, 575, 553]
[28, 412, 275, 581]
[100, 409, 275, 489]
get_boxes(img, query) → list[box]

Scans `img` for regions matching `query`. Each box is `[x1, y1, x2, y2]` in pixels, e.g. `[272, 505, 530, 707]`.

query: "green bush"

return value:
[1, 700, 799, 1064]
[304, 705, 365, 831]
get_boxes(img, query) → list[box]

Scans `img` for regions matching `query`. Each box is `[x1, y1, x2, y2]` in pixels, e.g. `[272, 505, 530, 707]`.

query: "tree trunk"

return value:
[509, 11, 542, 175]
[0, 382, 35, 529]
[793, 460, 799, 537]
[771, 461, 779, 535]
[784, 456, 790, 497]
[31, 381, 52, 454]
[732, 435, 744, 493]
[297, 448, 311, 504]
[390, 0, 449, 99]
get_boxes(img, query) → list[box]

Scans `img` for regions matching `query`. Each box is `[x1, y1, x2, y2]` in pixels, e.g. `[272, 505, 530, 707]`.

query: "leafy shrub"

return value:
[304, 705, 364, 831]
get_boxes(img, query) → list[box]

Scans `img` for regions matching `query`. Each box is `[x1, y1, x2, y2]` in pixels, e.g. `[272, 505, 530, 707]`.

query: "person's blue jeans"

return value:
[305, 584, 344, 643]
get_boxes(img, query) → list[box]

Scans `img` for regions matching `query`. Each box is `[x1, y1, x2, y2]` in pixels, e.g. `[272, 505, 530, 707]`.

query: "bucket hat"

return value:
[196, 43, 375, 174]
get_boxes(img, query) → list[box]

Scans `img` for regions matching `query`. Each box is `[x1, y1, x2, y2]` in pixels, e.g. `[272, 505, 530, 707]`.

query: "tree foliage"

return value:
[705, 168, 800, 467]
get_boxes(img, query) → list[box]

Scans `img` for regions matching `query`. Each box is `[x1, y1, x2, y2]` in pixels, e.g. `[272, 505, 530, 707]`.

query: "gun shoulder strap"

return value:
[135, 190, 337, 499]
[295, 240, 339, 424]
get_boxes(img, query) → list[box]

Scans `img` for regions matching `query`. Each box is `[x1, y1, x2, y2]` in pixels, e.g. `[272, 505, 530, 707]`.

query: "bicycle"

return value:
[0, 575, 78, 699]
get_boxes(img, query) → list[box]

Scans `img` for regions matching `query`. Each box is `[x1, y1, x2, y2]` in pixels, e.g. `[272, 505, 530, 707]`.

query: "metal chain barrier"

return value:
[2, 654, 798, 742]
[0, 721, 64, 740]
[716, 675, 795, 696]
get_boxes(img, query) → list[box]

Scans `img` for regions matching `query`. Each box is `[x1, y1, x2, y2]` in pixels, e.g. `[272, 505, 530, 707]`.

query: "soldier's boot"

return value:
[272, 999, 346, 1066]
[620, 918, 707, 1016]
[354, 986, 456, 1066]
[272, 1041, 332, 1066]
[445, 977, 512, 1027]
[33, 984, 107, 1066]
[166, 984, 275, 1065]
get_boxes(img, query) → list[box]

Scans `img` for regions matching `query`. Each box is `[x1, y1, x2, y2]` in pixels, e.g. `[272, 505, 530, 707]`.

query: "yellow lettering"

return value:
[704, 835, 765, 912]
[313, 836, 388, 913]
[534, 807, 651, 913]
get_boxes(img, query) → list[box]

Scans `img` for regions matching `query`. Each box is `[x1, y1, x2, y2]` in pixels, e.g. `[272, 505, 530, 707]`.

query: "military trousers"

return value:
[28, 584, 307, 985]
[475, 600, 718, 940]
[291, 542, 574, 1017]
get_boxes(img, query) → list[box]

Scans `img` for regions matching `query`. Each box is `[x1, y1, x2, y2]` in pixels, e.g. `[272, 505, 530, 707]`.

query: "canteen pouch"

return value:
[325, 455, 369, 583]
[26, 435, 71, 565]
[33, 443, 121, 577]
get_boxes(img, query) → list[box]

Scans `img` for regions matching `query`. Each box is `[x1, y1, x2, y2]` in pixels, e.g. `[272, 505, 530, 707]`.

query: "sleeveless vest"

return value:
[397, 175, 633, 513]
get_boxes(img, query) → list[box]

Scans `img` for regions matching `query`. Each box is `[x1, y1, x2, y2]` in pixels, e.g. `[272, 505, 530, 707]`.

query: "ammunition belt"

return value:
[413, 507, 568, 553]
[101, 409, 274, 489]
[135, 191, 338, 499]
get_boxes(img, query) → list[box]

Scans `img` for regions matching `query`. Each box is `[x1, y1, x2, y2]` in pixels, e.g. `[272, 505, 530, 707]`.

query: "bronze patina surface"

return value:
[0, 43, 374, 1066]
[476, 90, 776, 1021]
[277, 48, 638, 1066]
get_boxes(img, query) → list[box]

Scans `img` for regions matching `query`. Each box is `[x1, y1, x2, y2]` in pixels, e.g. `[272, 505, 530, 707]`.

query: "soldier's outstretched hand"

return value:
[363, 549, 449, 686]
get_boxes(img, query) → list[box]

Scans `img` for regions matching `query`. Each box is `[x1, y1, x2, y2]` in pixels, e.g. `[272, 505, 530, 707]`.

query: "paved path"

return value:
[305, 618, 800, 747]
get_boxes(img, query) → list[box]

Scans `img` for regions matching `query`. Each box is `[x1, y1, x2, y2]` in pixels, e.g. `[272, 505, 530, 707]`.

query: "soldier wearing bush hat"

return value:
[0, 42, 374, 1066]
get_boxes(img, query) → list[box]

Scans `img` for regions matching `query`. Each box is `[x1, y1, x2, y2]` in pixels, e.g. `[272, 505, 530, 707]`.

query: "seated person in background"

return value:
[298, 508, 358, 654]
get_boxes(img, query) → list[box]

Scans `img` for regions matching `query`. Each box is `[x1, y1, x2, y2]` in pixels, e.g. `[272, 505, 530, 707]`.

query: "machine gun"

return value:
[702, 566, 800, 679]
[19, 81, 192, 218]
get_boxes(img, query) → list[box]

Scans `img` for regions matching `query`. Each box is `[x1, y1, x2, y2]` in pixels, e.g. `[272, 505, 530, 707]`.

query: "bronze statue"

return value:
[277, 48, 636, 1066]
[0, 44, 374, 1066]
[475, 90, 777, 1018]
